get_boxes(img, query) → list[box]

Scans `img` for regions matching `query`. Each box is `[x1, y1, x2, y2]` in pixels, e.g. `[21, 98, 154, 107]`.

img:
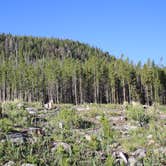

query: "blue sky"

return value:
[0, 0, 166, 65]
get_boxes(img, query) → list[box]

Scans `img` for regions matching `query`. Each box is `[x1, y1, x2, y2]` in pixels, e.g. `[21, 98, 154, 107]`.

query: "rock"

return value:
[147, 139, 155, 146]
[58, 122, 64, 129]
[158, 114, 166, 120]
[112, 125, 137, 132]
[21, 164, 36, 166]
[25, 107, 37, 115]
[147, 134, 153, 139]
[3, 161, 15, 166]
[74, 105, 90, 111]
[22, 127, 45, 136]
[17, 103, 24, 109]
[109, 116, 127, 122]
[119, 151, 128, 164]
[132, 148, 146, 159]
[85, 134, 92, 141]
[44, 100, 53, 110]
[51, 142, 71, 154]
[42, 106, 60, 115]
[160, 147, 166, 154]
[6, 132, 28, 144]
[128, 156, 137, 166]
[96, 115, 102, 120]
[124, 125, 137, 130]
[154, 147, 166, 154]
[112, 151, 129, 165]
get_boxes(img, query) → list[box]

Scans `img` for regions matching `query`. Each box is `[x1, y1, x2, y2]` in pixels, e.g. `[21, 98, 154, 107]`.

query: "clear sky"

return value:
[0, 0, 166, 65]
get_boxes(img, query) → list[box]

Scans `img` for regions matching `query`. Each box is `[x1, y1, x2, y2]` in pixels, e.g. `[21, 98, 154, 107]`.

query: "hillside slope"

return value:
[0, 34, 166, 104]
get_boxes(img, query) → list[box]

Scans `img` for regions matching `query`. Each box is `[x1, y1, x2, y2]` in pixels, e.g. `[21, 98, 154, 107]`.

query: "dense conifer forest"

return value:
[0, 33, 166, 105]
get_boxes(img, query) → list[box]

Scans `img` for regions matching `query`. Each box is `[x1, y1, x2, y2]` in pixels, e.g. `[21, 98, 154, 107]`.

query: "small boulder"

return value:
[17, 103, 24, 109]
[22, 127, 45, 136]
[112, 151, 129, 165]
[132, 148, 146, 159]
[147, 134, 153, 139]
[58, 122, 64, 129]
[159, 114, 166, 120]
[3, 161, 15, 166]
[85, 134, 92, 141]
[25, 107, 37, 115]
[155, 147, 166, 155]
[147, 139, 155, 146]
[74, 105, 90, 111]
[128, 157, 137, 166]
[21, 164, 36, 166]
[96, 115, 102, 120]
[51, 142, 71, 154]
[6, 132, 28, 144]
[44, 100, 53, 110]
[119, 151, 128, 164]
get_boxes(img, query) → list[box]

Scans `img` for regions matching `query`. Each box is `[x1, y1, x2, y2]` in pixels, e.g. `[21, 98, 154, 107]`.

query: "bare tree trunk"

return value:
[150, 84, 153, 105]
[146, 85, 149, 105]
[28, 92, 32, 102]
[128, 85, 131, 103]
[73, 74, 78, 105]
[123, 79, 126, 103]
[112, 87, 116, 104]
[79, 76, 83, 104]
[105, 84, 109, 103]
[96, 79, 99, 103]
[56, 83, 59, 104]
[109, 87, 112, 103]
[94, 74, 97, 103]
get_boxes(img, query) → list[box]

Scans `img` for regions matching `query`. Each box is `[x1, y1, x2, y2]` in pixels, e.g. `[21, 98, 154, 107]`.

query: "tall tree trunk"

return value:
[73, 75, 78, 105]
[79, 76, 83, 104]
[128, 85, 131, 103]
[94, 76, 97, 103]
[112, 87, 116, 104]
[150, 84, 153, 105]
[123, 79, 126, 103]
[105, 84, 109, 103]
[56, 83, 59, 104]
[146, 85, 149, 105]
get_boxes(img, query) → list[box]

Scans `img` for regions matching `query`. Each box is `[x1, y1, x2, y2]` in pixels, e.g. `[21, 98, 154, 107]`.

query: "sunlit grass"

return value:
[0, 101, 166, 165]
